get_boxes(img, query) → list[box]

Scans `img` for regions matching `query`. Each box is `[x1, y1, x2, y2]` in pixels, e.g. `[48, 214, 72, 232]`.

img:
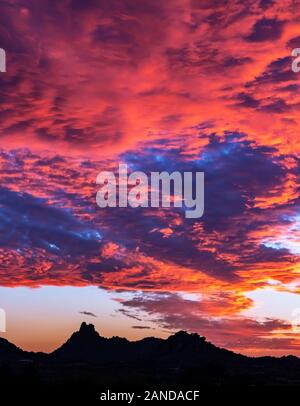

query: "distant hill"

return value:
[1, 322, 300, 396]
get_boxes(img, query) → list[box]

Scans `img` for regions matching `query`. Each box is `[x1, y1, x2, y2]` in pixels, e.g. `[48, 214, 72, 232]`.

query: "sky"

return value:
[0, 0, 300, 356]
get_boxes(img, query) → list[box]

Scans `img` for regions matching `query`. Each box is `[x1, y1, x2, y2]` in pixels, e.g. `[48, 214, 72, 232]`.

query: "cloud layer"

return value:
[0, 0, 300, 354]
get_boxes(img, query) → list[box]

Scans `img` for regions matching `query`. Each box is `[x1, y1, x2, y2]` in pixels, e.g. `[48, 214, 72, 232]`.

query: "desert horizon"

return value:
[1, 320, 300, 359]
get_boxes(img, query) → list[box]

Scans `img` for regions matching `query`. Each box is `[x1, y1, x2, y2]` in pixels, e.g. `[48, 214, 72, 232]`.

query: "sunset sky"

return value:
[1, 0, 300, 356]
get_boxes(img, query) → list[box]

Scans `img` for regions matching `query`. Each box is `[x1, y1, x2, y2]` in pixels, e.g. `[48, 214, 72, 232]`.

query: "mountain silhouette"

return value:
[0, 337, 24, 361]
[51, 323, 240, 366]
[1, 322, 300, 394]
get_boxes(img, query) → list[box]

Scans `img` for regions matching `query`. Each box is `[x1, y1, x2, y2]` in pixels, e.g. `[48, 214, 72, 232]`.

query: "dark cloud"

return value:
[245, 18, 285, 42]
[247, 57, 295, 86]
[287, 35, 300, 49]
[236, 93, 260, 108]
[92, 20, 134, 45]
[259, 0, 275, 9]
[79, 311, 97, 317]
[259, 98, 290, 113]
[0, 187, 102, 255]
[222, 56, 252, 68]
